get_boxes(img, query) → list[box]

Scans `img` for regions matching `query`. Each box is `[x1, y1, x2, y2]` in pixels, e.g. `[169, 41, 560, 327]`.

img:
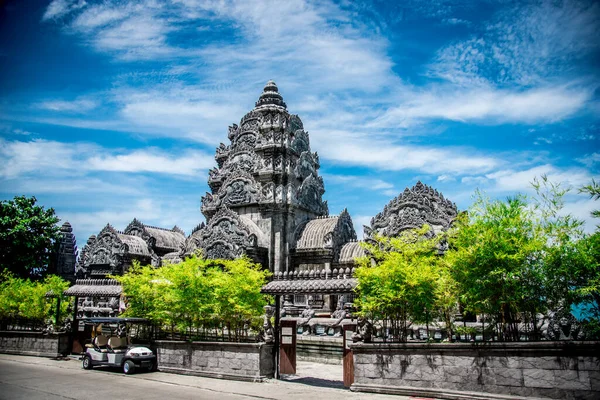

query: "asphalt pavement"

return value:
[0, 354, 418, 400]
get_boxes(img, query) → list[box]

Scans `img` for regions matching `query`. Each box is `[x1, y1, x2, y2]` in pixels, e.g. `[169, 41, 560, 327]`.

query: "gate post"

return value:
[279, 319, 297, 375]
[342, 322, 357, 388]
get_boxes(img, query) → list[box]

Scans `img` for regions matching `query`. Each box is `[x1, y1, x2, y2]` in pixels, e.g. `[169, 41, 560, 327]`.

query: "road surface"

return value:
[0, 354, 413, 400]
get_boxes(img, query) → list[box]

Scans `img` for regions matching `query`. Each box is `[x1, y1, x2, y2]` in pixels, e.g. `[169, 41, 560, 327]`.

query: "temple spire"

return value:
[254, 80, 287, 109]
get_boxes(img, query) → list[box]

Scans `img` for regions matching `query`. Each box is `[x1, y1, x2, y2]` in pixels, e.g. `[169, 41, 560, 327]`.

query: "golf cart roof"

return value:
[82, 317, 151, 324]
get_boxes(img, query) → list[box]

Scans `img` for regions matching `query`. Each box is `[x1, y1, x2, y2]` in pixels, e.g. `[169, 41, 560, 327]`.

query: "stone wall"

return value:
[155, 340, 274, 382]
[0, 331, 70, 358]
[351, 341, 600, 400]
[297, 335, 343, 364]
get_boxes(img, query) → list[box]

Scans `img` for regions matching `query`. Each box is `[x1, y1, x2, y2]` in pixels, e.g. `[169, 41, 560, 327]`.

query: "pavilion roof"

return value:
[63, 279, 122, 297]
[261, 267, 357, 295]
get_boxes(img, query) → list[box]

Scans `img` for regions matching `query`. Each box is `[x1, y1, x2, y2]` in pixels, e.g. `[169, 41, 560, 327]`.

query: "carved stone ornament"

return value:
[288, 114, 304, 132]
[365, 181, 458, 239]
[297, 174, 327, 215]
[294, 151, 318, 181]
[124, 218, 147, 239]
[291, 129, 309, 155]
[187, 207, 257, 260]
[545, 309, 585, 340]
[87, 225, 126, 268]
[260, 182, 275, 202]
[228, 123, 239, 141]
[332, 209, 357, 258]
[216, 170, 261, 207]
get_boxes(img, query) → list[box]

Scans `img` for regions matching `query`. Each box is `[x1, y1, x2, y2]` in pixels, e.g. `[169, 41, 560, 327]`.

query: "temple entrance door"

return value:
[342, 322, 356, 388]
[279, 319, 297, 374]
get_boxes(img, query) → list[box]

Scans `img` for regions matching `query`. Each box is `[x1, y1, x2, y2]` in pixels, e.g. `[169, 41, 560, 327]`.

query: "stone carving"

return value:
[545, 309, 584, 340]
[77, 296, 120, 318]
[188, 207, 257, 260]
[235, 132, 257, 147]
[55, 221, 78, 282]
[299, 297, 316, 335]
[288, 114, 304, 132]
[332, 296, 347, 320]
[124, 218, 145, 238]
[294, 151, 317, 181]
[365, 181, 458, 239]
[352, 316, 373, 343]
[217, 172, 260, 207]
[228, 124, 239, 141]
[88, 225, 125, 268]
[260, 182, 274, 202]
[297, 175, 327, 215]
[291, 129, 309, 154]
[260, 305, 275, 343]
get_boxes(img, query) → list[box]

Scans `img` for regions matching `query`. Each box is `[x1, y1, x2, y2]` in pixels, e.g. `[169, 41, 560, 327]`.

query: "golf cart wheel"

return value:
[123, 360, 135, 375]
[82, 355, 93, 370]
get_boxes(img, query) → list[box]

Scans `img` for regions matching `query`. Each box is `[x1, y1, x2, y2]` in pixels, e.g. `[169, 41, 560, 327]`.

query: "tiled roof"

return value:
[63, 279, 122, 297]
[144, 226, 185, 252]
[261, 267, 357, 294]
[261, 277, 357, 294]
[339, 240, 366, 264]
[296, 216, 339, 249]
[117, 234, 151, 257]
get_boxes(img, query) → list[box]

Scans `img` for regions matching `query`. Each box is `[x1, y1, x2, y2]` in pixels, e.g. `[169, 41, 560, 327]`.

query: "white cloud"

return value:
[429, 0, 600, 86]
[12, 129, 33, 136]
[561, 197, 599, 234]
[118, 87, 246, 144]
[324, 174, 395, 193]
[577, 152, 600, 168]
[43, 0, 395, 91]
[88, 149, 214, 176]
[313, 130, 500, 175]
[371, 84, 591, 127]
[36, 98, 97, 113]
[42, 0, 86, 21]
[437, 175, 455, 182]
[0, 139, 94, 179]
[485, 164, 592, 193]
[0, 138, 212, 178]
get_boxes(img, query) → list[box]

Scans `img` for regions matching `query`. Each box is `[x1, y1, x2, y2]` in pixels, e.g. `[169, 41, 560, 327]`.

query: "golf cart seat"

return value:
[93, 334, 109, 352]
[108, 336, 128, 353]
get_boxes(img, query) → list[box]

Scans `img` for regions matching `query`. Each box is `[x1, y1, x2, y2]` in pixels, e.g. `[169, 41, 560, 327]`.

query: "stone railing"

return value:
[350, 341, 600, 400]
[155, 340, 273, 382]
[0, 331, 70, 358]
[271, 266, 356, 281]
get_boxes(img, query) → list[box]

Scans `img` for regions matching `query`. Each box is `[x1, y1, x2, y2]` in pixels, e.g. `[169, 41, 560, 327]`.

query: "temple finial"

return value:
[255, 80, 287, 109]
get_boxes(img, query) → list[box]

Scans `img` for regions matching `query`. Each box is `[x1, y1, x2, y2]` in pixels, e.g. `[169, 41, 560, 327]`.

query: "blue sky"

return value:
[0, 0, 599, 246]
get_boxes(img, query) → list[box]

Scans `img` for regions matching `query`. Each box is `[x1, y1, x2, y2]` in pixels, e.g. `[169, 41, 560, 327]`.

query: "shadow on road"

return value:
[280, 375, 345, 389]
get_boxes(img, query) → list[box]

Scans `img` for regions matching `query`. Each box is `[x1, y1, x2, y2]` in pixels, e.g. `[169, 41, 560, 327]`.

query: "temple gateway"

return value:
[66, 81, 457, 316]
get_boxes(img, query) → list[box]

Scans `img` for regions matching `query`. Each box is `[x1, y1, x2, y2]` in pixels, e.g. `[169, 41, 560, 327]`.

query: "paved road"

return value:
[0, 355, 413, 400]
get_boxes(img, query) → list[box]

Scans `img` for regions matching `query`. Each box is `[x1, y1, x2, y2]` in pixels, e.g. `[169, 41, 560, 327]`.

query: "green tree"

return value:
[571, 179, 600, 326]
[0, 271, 69, 324]
[446, 193, 548, 341]
[113, 255, 271, 342]
[579, 178, 600, 220]
[354, 226, 452, 342]
[0, 196, 60, 279]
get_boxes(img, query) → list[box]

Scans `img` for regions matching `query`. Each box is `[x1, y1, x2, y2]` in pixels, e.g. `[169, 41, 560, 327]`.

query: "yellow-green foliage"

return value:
[355, 226, 456, 341]
[0, 271, 70, 323]
[113, 255, 271, 340]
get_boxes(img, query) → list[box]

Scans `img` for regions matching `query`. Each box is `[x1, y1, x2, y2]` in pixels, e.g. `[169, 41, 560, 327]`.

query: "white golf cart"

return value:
[81, 317, 157, 374]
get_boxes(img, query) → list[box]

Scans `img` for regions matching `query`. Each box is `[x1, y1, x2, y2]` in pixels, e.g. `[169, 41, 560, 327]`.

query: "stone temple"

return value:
[67, 81, 457, 315]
